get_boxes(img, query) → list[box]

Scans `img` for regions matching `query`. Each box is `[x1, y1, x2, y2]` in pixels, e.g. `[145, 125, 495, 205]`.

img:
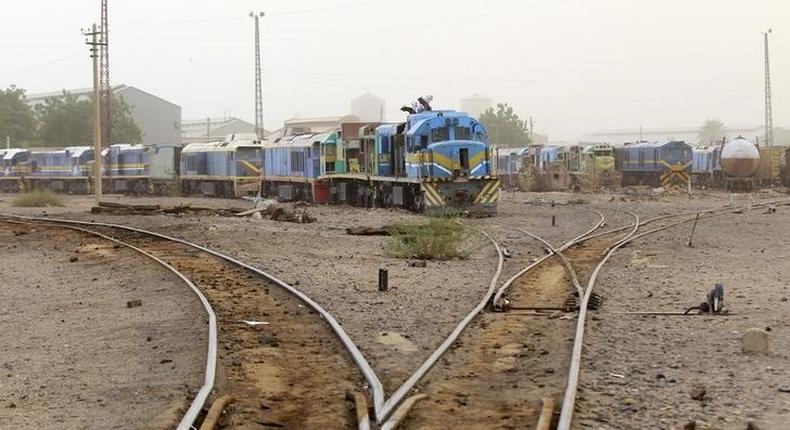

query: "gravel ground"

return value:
[2, 188, 789, 429]
[0, 222, 206, 429]
[576, 200, 790, 429]
[0, 194, 498, 394]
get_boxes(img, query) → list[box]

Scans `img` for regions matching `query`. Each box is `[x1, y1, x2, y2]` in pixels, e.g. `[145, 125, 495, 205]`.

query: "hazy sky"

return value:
[2, 0, 788, 140]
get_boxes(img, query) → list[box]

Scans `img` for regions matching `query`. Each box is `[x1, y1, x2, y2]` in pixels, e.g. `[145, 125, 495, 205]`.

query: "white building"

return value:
[460, 94, 493, 117]
[27, 84, 181, 145]
[182, 116, 264, 143]
[350, 93, 385, 122]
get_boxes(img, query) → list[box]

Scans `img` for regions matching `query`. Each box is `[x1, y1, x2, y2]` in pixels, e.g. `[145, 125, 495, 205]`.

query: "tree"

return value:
[35, 91, 92, 146]
[110, 95, 142, 144]
[35, 91, 142, 147]
[698, 119, 726, 146]
[478, 103, 530, 148]
[0, 86, 37, 145]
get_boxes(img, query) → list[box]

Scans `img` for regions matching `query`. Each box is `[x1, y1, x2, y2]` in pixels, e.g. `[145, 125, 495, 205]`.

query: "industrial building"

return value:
[182, 116, 263, 143]
[27, 84, 182, 145]
[578, 125, 788, 146]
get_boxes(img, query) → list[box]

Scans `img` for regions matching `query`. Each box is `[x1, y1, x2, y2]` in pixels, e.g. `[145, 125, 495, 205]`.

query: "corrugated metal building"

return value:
[27, 84, 182, 145]
[182, 116, 266, 143]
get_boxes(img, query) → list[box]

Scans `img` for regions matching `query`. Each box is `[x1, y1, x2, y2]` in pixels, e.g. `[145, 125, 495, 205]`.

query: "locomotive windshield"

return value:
[455, 126, 471, 140]
[430, 127, 449, 143]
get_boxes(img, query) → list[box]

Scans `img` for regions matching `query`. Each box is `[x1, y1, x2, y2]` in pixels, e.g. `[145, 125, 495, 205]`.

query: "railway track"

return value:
[397, 199, 788, 429]
[0, 215, 372, 430]
[3, 198, 786, 429]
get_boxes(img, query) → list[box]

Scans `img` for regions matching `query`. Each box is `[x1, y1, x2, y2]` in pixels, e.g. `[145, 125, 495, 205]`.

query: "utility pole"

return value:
[250, 11, 265, 139]
[84, 24, 105, 202]
[763, 29, 774, 146]
[206, 116, 211, 143]
[100, 0, 111, 146]
[529, 116, 534, 144]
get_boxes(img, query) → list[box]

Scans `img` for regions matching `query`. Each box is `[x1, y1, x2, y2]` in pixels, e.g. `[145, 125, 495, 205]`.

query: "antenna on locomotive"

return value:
[417, 95, 433, 112]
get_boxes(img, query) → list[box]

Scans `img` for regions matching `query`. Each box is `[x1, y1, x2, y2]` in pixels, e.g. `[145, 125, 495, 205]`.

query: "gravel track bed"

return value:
[0, 195, 498, 394]
[0, 222, 206, 430]
[576, 205, 790, 429]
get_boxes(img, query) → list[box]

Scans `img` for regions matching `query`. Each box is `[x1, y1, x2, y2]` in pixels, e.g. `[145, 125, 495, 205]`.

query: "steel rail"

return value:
[511, 228, 584, 298]
[555, 199, 790, 430]
[555, 209, 639, 430]
[492, 208, 607, 308]
[1, 218, 218, 430]
[0, 214, 385, 425]
[374, 230, 505, 423]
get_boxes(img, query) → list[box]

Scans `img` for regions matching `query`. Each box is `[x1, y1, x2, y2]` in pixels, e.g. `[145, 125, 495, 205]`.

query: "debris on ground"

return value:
[126, 299, 142, 308]
[346, 226, 390, 236]
[90, 201, 240, 216]
[689, 385, 706, 401]
[89, 201, 315, 223]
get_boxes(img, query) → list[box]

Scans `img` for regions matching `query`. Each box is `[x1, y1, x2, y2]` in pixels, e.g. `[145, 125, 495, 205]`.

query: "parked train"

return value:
[691, 138, 790, 189]
[0, 143, 181, 194]
[0, 101, 501, 214]
[495, 143, 620, 191]
[260, 107, 499, 213]
[614, 141, 693, 187]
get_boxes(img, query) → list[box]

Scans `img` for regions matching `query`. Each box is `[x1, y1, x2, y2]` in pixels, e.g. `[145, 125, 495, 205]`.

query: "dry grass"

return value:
[385, 218, 473, 260]
[11, 190, 64, 207]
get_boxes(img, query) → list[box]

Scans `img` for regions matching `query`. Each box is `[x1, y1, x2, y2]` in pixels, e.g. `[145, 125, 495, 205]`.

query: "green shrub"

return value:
[11, 190, 64, 207]
[385, 218, 473, 260]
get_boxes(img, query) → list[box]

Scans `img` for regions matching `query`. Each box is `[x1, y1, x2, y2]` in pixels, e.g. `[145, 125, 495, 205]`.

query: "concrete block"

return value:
[742, 328, 769, 354]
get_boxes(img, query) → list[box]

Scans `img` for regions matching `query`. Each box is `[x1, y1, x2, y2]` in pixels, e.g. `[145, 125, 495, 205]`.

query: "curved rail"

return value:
[492, 208, 607, 308]
[1, 218, 218, 430]
[556, 198, 790, 430]
[376, 230, 505, 423]
[0, 214, 384, 426]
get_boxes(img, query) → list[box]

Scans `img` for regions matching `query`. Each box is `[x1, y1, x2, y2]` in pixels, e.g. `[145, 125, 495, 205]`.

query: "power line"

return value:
[0, 52, 84, 80]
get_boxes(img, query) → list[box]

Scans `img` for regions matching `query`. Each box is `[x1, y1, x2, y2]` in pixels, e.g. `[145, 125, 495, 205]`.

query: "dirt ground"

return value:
[0, 222, 206, 429]
[576, 199, 790, 430]
[1, 187, 789, 429]
[0, 195, 497, 395]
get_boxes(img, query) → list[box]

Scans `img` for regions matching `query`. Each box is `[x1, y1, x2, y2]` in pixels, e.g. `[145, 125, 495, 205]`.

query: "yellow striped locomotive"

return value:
[372, 108, 499, 214]
[260, 100, 500, 214]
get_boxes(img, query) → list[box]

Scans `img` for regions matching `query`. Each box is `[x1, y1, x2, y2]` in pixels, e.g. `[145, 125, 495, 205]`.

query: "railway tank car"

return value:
[719, 137, 759, 190]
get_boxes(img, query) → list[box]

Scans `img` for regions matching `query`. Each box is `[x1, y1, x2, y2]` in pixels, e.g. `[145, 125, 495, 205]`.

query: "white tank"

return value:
[720, 137, 760, 178]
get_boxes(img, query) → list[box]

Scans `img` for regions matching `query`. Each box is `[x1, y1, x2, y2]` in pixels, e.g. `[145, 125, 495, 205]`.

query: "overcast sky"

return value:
[1, 0, 788, 140]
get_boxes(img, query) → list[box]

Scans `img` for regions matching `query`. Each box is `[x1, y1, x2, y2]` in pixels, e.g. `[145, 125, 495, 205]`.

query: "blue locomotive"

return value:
[180, 134, 263, 197]
[372, 99, 498, 213]
[614, 141, 692, 186]
[259, 98, 500, 213]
